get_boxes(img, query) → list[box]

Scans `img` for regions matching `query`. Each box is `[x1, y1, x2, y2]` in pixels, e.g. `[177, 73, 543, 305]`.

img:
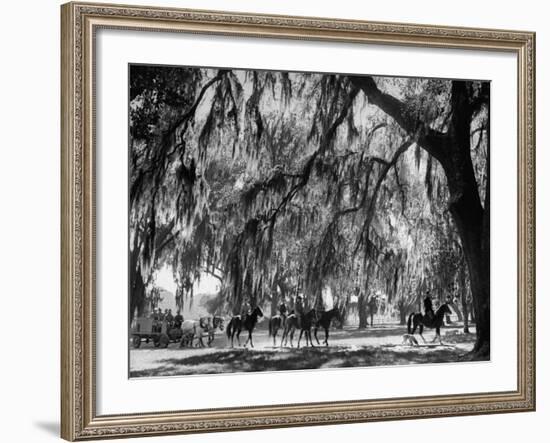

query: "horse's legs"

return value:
[314, 327, 320, 345]
[297, 329, 304, 348]
[419, 323, 427, 343]
[249, 330, 254, 348]
[309, 330, 315, 347]
[435, 327, 443, 344]
[236, 328, 242, 346]
[280, 328, 287, 347]
[324, 328, 329, 346]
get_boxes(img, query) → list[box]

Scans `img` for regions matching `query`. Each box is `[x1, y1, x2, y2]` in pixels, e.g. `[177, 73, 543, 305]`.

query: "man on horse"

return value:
[276, 301, 287, 318]
[423, 290, 435, 324]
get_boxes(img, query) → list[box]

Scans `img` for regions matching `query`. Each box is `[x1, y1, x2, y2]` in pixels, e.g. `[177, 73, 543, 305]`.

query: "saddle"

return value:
[424, 311, 435, 327]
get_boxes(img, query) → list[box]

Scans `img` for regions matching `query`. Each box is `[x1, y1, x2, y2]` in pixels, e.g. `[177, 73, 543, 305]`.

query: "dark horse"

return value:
[313, 307, 341, 346]
[407, 303, 452, 344]
[226, 306, 264, 348]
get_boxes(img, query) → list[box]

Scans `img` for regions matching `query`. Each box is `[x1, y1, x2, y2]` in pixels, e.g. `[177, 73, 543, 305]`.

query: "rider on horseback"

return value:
[424, 290, 435, 324]
[278, 302, 288, 324]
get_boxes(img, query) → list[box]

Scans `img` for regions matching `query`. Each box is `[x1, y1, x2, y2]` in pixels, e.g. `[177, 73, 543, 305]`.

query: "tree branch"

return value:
[348, 75, 447, 164]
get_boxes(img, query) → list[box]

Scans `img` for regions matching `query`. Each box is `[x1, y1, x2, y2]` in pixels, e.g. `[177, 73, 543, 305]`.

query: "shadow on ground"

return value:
[130, 336, 479, 378]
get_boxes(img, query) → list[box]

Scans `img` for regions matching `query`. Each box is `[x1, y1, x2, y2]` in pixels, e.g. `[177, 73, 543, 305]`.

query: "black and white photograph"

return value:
[128, 64, 490, 377]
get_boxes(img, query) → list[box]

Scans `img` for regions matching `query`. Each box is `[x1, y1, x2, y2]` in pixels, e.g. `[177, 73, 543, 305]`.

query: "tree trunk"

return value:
[129, 261, 146, 325]
[358, 292, 368, 329]
[462, 296, 470, 334]
[271, 287, 279, 317]
[399, 304, 407, 325]
[350, 76, 490, 357]
[444, 94, 490, 357]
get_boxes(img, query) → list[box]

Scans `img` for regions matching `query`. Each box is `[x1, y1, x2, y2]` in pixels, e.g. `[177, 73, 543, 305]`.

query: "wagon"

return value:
[131, 317, 183, 349]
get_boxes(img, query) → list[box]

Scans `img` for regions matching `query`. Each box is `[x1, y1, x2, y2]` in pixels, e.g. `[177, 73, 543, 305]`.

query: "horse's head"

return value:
[253, 306, 264, 318]
[439, 303, 453, 316]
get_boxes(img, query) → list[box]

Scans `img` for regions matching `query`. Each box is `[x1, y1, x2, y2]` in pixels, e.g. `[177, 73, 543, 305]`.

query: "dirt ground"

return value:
[130, 321, 481, 377]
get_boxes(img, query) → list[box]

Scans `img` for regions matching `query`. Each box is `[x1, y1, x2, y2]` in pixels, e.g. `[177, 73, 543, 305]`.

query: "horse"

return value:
[407, 303, 452, 344]
[280, 314, 299, 347]
[206, 315, 225, 346]
[268, 304, 288, 347]
[268, 315, 285, 347]
[226, 306, 264, 348]
[280, 308, 318, 348]
[179, 319, 210, 348]
[297, 309, 319, 348]
[313, 307, 341, 346]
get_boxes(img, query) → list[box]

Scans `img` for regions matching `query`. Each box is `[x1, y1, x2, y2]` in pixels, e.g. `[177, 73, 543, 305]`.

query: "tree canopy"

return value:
[129, 64, 489, 355]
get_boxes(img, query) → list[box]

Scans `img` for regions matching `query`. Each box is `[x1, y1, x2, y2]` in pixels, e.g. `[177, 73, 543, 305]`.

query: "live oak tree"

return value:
[129, 66, 489, 357]
[348, 76, 489, 355]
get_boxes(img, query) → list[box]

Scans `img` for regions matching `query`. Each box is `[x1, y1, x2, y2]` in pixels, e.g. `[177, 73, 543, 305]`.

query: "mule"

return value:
[179, 319, 209, 348]
[200, 315, 225, 346]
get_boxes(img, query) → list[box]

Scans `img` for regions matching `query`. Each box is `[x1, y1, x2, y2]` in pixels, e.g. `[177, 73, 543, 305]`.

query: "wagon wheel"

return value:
[132, 335, 141, 349]
[159, 333, 170, 349]
[153, 335, 160, 347]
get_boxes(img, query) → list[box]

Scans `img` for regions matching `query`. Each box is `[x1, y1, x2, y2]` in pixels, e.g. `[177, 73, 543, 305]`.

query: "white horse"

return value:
[203, 316, 225, 346]
[179, 319, 209, 348]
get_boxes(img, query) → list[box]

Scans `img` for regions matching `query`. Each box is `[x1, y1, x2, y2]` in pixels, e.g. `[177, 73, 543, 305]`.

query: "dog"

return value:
[401, 333, 419, 346]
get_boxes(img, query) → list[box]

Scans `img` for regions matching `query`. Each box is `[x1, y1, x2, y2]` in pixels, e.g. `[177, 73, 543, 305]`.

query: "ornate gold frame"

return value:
[61, 1, 536, 440]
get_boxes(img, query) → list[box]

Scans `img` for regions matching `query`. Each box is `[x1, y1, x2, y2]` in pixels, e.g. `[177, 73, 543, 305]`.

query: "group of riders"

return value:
[141, 288, 463, 349]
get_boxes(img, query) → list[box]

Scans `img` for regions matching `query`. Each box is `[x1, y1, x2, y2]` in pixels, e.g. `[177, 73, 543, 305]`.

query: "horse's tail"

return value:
[226, 319, 232, 338]
[407, 313, 415, 334]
